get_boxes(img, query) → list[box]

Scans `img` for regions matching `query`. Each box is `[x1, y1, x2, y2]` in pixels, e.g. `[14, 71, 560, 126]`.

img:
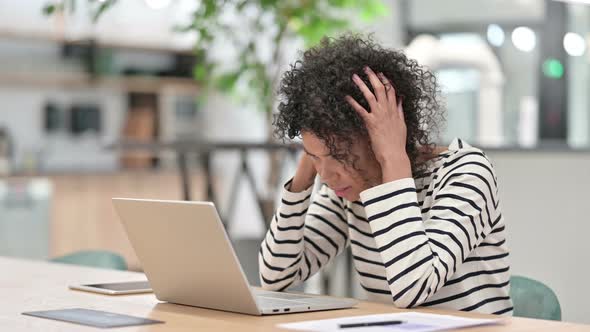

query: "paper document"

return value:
[278, 311, 501, 332]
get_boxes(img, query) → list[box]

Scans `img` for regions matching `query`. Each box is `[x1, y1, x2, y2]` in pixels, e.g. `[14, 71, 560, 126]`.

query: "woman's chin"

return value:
[345, 191, 360, 202]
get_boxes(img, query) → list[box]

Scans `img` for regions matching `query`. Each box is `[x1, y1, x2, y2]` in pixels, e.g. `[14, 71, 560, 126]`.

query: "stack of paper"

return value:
[278, 311, 501, 332]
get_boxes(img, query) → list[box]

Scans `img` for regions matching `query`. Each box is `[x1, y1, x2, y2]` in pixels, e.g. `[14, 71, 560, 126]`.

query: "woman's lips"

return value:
[333, 186, 351, 197]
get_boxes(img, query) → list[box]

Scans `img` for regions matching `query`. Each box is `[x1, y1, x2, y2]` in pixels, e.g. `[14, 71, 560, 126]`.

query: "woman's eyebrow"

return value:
[303, 148, 316, 157]
[303, 148, 330, 157]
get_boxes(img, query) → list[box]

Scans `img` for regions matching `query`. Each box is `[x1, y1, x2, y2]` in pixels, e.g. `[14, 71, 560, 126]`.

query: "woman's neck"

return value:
[416, 145, 448, 164]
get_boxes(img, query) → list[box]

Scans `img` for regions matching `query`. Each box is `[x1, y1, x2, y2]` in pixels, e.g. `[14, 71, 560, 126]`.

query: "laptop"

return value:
[112, 198, 358, 315]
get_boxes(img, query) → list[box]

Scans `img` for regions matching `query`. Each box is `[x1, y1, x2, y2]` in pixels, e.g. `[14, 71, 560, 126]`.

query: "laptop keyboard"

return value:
[254, 289, 356, 311]
[254, 290, 315, 308]
[257, 297, 302, 308]
[256, 291, 313, 300]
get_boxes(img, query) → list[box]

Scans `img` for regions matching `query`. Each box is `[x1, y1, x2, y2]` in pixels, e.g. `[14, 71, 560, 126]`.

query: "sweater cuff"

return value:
[281, 178, 314, 204]
[360, 178, 416, 204]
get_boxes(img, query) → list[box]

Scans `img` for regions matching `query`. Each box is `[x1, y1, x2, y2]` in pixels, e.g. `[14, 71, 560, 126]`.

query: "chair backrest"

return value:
[510, 275, 561, 321]
[50, 250, 127, 271]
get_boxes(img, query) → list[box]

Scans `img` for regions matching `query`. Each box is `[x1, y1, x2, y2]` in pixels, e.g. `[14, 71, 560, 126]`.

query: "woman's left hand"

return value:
[346, 66, 412, 182]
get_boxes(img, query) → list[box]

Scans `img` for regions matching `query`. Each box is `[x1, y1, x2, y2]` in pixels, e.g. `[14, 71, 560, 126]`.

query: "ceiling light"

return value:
[564, 32, 586, 56]
[487, 24, 505, 47]
[512, 27, 536, 52]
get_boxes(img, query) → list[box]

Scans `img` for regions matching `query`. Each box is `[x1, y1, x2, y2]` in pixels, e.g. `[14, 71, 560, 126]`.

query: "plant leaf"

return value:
[42, 4, 57, 15]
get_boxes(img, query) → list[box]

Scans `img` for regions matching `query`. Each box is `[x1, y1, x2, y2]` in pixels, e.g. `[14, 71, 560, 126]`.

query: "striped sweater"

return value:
[259, 139, 513, 315]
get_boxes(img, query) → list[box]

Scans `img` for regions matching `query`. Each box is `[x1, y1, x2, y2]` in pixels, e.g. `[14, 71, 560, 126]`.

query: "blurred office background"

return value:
[0, 0, 589, 324]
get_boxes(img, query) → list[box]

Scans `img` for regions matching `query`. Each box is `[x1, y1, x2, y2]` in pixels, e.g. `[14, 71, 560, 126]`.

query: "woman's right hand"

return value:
[289, 153, 317, 192]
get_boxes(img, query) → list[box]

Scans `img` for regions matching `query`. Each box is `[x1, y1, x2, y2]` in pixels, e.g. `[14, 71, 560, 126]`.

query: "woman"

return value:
[259, 35, 512, 315]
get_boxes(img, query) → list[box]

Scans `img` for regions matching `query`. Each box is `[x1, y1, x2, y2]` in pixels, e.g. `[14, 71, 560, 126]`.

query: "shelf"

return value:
[0, 30, 195, 56]
[0, 71, 200, 94]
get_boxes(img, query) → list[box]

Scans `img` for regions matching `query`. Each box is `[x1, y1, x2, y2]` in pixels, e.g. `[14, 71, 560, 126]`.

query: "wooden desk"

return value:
[2, 257, 588, 331]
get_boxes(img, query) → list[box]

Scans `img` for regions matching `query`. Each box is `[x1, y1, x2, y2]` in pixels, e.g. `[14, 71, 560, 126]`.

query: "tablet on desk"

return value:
[22, 308, 163, 328]
[69, 281, 152, 295]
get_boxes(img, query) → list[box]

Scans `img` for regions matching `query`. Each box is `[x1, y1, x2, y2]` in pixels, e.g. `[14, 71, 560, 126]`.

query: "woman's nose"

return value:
[318, 163, 338, 182]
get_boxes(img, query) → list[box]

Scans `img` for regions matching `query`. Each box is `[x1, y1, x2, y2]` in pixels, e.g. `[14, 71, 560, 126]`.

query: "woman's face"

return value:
[302, 131, 382, 201]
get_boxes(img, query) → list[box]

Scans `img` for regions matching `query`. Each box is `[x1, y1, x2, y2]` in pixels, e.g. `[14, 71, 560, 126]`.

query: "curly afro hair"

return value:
[274, 34, 443, 175]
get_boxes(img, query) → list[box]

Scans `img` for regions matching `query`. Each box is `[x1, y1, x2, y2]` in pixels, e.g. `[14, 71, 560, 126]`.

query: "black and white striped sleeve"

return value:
[359, 152, 498, 308]
[259, 179, 350, 291]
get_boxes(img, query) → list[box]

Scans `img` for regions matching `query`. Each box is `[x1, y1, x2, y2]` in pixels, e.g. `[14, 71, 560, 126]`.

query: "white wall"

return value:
[408, 0, 545, 29]
[567, 4, 590, 148]
[487, 149, 590, 323]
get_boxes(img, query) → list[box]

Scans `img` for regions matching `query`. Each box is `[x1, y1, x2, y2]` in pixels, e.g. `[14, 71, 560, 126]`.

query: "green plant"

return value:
[43, 0, 388, 119]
